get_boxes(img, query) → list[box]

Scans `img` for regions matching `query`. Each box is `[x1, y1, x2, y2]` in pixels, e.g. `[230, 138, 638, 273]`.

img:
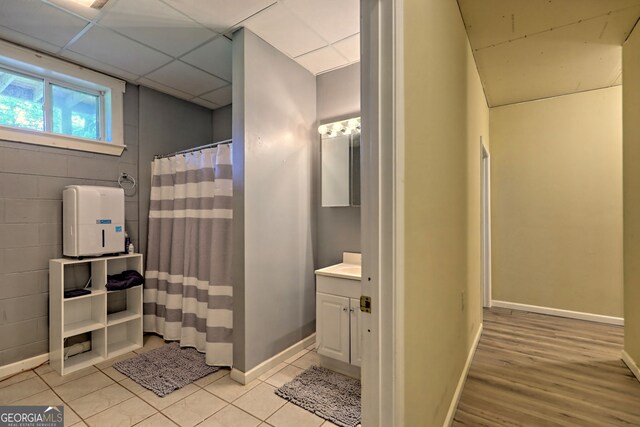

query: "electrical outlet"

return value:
[461, 290, 465, 311]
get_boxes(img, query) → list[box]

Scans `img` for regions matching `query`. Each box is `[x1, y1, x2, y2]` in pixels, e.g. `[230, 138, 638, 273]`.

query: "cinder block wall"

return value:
[0, 85, 139, 367]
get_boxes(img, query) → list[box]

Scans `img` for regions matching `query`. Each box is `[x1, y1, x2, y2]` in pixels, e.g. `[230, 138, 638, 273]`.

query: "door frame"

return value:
[481, 140, 492, 308]
[360, 0, 404, 425]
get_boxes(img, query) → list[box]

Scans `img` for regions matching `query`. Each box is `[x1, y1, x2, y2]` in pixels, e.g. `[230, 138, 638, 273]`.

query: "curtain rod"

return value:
[153, 139, 232, 160]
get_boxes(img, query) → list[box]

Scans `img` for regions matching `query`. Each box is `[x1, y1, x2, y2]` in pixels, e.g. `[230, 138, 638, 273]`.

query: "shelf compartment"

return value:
[107, 287, 142, 324]
[63, 292, 106, 337]
[107, 256, 143, 277]
[107, 318, 142, 358]
[63, 329, 105, 375]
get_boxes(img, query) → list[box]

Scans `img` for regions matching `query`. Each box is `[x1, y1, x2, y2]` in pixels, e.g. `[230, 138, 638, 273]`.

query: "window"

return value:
[0, 40, 125, 156]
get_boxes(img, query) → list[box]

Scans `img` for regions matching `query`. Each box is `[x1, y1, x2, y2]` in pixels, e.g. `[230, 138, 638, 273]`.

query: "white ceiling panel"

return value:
[181, 36, 232, 82]
[475, 11, 633, 106]
[0, 25, 61, 55]
[244, 2, 326, 57]
[191, 97, 220, 110]
[68, 25, 172, 76]
[162, 0, 275, 33]
[138, 76, 192, 100]
[44, 0, 103, 20]
[145, 60, 227, 96]
[99, 0, 216, 57]
[459, 0, 640, 49]
[0, 0, 89, 48]
[201, 85, 232, 106]
[61, 50, 140, 82]
[333, 34, 360, 63]
[296, 46, 348, 75]
[282, 0, 359, 44]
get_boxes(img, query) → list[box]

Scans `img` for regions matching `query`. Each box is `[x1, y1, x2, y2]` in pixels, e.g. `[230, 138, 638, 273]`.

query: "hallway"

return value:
[454, 308, 640, 426]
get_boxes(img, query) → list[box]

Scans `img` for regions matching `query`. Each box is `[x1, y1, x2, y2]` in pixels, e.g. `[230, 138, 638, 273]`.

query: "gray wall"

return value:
[316, 63, 361, 267]
[0, 84, 139, 367]
[233, 29, 317, 372]
[212, 104, 232, 143]
[137, 86, 214, 258]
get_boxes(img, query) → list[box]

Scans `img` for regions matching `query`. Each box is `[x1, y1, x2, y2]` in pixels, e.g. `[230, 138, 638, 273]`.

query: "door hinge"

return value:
[360, 295, 371, 313]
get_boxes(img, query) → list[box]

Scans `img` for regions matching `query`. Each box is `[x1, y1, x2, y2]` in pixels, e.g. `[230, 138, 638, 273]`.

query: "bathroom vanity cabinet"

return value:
[315, 252, 362, 369]
[316, 290, 361, 367]
[49, 253, 143, 375]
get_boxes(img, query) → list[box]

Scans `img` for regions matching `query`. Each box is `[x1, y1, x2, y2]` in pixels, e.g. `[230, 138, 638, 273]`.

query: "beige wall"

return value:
[490, 87, 623, 317]
[404, 0, 489, 424]
[623, 28, 640, 367]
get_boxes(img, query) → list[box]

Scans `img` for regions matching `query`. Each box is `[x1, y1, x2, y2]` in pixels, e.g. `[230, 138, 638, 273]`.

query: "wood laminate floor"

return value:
[453, 308, 640, 426]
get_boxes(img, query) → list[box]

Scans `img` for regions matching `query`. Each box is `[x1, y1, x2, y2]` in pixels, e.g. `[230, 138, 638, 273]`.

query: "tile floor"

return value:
[0, 335, 345, 427]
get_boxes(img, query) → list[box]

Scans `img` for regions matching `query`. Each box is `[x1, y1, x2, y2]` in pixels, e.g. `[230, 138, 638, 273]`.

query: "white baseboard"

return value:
[230, 333, 316, 385]
[622, 350, 640, 383]
[491, 300, 624, 326]
[444, 324, 483, 427]
[0, 353, 48, 380]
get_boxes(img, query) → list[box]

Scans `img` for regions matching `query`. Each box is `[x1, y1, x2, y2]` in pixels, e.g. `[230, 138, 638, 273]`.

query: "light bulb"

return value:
[318, 124, 328, 134]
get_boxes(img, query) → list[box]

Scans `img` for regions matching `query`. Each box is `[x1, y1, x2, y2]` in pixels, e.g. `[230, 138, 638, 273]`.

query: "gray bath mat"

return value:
[275, 366, 361, 427]
[114, 342, 219, 397]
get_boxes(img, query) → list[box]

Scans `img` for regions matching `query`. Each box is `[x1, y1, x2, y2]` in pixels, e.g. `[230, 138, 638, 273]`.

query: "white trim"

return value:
[491, 300, 624, 325]
[481, 142, 492, 308]
[622, 350, 640, 383]
[0, 353, 48, 380]
[230, 334, 316, 385]
[0, 127, 125, 156]
[444, 324, 483, 427]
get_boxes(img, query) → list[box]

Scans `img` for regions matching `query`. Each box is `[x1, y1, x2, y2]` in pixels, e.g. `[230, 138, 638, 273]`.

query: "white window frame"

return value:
[0, 39, 125, 156]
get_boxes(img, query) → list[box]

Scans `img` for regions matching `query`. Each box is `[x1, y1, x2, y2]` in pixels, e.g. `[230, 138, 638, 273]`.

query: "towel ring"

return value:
[118, 172, 136, 193]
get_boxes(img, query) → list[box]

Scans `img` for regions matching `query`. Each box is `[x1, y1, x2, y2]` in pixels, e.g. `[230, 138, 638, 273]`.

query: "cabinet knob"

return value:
[349, 308, 355, 313]
[343, 307, 348, 312]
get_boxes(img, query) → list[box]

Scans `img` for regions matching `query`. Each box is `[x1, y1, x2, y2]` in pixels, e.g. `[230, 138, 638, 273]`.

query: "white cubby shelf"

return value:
[49, 253, 144, 375]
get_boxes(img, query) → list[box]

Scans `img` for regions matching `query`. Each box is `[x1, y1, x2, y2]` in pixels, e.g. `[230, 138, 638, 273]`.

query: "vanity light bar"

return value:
[318, 117, 361, 137]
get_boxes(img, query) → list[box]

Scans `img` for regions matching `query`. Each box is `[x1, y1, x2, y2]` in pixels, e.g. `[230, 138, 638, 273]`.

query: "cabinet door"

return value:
[349, 298, 362, 367]
[316, 292, 350, 363]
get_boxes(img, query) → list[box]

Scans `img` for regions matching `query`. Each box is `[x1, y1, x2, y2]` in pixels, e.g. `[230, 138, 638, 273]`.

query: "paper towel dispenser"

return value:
[63, 185, 125, 257]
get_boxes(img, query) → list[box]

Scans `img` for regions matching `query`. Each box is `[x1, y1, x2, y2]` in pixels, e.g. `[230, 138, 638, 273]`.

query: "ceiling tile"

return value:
[475, 12, 634, 106]
[68, 25, 172, 76]
[0, 0, 89, 48]
[44, 0, 102, 20]
[61, 50, 140, 82]
[459, 0, 640, 49]
[181, 36, 232, 81]
[244, 2, 327, 57]
[333, 34, 360, 63]
[99, 0, 216, 57]
[162, 0, 275, 33]
[145, 60, 227, 96]
[191, 97, 220, 110]
[138, 77, 192, 100]
[201, 85, 231, 106]
[0, 25, 61, 54]
[282, 0, 359, 44]
[295, 46, 348, 75]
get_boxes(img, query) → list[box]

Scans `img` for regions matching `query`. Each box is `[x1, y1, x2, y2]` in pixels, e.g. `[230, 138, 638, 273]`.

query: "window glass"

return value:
[52, 84, 100, 140]
[0, 68, 44, 131]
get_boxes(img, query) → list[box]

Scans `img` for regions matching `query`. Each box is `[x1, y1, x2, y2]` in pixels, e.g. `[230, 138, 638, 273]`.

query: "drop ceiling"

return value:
[458, 0, 640, 107]
[0, 0, 360, 110]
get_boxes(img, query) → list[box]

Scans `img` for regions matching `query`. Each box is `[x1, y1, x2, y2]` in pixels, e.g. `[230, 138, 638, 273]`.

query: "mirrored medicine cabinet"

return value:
[320, 118, 361, 207]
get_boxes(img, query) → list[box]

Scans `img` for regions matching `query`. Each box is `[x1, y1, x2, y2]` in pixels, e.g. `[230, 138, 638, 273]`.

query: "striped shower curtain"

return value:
[143, 145, 233, 367]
